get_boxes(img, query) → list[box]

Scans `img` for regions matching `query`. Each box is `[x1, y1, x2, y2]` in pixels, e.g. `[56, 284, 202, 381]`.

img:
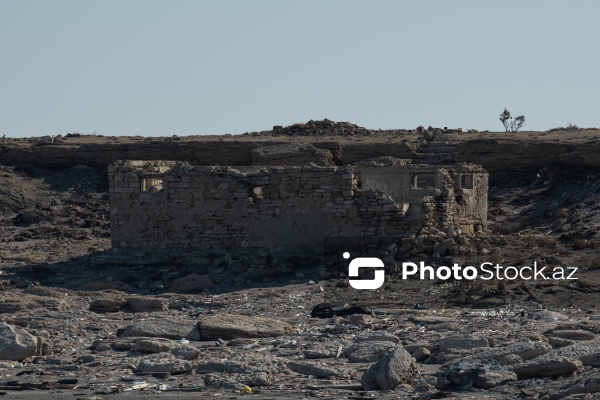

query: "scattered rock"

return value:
[553, 340, 600, 367]
[90, 298, 127, 313]
[170, 274, 215, 294]
[133, 338, 172, 353]
[127, 297, 166, 312]
[310, 303, 371, 318]
[0, 323, 41, 361]
[464, 341, 552, 364]
[346, 341, 399, 363]
[304, 343, 339, 359]
[136, 354, 196, 374]
[0, 297, 68, 313]
[361, 348, 418, 390]
[530, 310, 570, 322]
[119, 319, 196, 340]
[286, 360, 346, 378]
[341, 314, 373, 325]
[23, 287, 69, 297]
[355, 331, 400, 344]
[548, 336, 576, 348]
[439, 337, 489, 352]
[198, 314, 293, 340]
[412, 348, 431, 362]
[548, 329, 595, 341]
[538, 368, 600, 400]
[112, 339, 136, 351]
[510, 355, 582, 379]
[170, 344, 200, 361]
[439, 359, 517, 389]
[197, 353, 282, 374]
[203, 372, 271, 389]
[92, 340, 112, 352]
[496, 353, 523, 365]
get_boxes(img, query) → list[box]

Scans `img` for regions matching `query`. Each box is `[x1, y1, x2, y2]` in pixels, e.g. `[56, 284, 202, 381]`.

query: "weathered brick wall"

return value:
[359, 164, 488, 234]
[108, 161, 488, 263]
[109, 162, 412, 260]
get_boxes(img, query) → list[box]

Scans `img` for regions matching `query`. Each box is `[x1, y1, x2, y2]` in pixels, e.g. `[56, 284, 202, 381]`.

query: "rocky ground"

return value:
[1, 123, 600, 399]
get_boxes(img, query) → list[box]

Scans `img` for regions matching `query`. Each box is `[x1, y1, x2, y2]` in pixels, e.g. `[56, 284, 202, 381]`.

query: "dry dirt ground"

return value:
[1, 125, 600, 399]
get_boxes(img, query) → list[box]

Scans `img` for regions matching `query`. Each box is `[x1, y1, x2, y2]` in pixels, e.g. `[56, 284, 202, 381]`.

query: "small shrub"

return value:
[499, 108, 526, 132]
[566, 123, 579, 130]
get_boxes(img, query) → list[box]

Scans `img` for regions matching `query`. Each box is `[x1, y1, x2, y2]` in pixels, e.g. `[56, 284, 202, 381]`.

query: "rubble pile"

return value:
[271, 119, 371, 136]
[380, 229, 508, 261]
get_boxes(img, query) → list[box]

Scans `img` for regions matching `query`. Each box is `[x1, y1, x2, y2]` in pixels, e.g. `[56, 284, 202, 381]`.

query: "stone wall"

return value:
[359, 164, 488, 234]
[109, 161, 488, 264]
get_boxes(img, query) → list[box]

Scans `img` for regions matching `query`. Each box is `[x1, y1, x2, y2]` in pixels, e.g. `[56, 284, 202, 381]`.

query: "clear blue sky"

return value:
[1, 1, 598, 137]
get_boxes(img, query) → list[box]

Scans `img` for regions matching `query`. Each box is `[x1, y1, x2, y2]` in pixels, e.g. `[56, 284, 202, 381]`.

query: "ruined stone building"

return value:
[108, 161, 488, 265]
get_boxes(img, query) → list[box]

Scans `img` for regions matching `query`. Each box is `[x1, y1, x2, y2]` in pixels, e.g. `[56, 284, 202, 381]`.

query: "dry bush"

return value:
[573, 238, 589, 250]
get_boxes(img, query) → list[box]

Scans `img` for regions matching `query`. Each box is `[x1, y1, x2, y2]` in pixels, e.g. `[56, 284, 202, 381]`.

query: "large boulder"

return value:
[0, 323, 41, 361]
[552, 340, 600, 367]
[133, 338, 172, 353]
[119, 319, 197, 340]
[548, 329, 595, 341]
[439, 337, 489, 352]
[126, 297, 166, 312]
[361, 348, 418, 390]
[355, 331, 400, 344]
[463, 342, 551, 364]
[90, 298, 127, 313]
[438, 359, 517, 390]
[346, 341, 400, 363]
[131, 338, 199, 360]
[203, 372, 271, 389]
[170, 344, 200, 361]
[539, 368, 600, 400]
[198, 314, 293, 340]
[286, 360, 347, 378]
[510, 355, 582, 379]
[0, 296, 68, 313]
[196, 353, 283, 375]
[136, 354, 196, 374]
[169, 274, 215, 294]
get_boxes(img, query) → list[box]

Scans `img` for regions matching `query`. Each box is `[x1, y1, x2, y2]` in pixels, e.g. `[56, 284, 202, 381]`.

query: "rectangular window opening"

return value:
[412, 174, 434, 189]
[461, 174, 473, 189]
[142, 178, 164, 193]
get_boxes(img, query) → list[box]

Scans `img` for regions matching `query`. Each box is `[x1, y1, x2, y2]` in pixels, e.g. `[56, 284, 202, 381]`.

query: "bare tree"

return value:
[499, 108, 526, 132]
